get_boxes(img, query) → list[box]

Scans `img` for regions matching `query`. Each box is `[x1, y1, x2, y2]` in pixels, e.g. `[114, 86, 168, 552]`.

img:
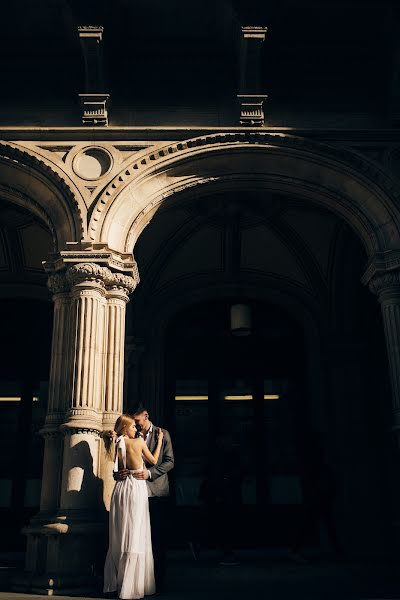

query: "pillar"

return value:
[369, 270, 400, 437]
[18, 257, 138, 596]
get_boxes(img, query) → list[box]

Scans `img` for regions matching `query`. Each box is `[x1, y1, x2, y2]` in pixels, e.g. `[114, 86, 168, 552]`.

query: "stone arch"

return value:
[0, 141, 87, 249]
[89, 132, 400, 257]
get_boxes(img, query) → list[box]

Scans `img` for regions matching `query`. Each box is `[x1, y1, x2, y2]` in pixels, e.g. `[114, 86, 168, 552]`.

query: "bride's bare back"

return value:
[118, 433, 163, 471]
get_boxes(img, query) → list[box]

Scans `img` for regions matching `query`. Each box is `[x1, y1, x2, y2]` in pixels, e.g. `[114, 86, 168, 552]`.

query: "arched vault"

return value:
[0, 141, 87, 250]
[89, 132, 400, 259]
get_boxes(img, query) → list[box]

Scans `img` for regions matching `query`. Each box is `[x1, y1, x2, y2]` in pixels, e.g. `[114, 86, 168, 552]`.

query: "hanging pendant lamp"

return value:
[230, 303, 252, 336]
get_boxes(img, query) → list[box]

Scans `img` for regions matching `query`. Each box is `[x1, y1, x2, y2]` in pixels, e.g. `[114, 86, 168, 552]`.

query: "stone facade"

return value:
[2, 1, 400, 594]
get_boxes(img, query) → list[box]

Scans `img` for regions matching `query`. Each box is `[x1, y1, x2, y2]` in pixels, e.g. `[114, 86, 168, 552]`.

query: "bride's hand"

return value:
[156, 428, 164, 443]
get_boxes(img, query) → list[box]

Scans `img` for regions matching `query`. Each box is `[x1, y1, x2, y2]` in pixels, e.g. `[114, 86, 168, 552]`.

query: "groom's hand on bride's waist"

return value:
[113, 469, 130, 481]
[131, 469, 150, 480]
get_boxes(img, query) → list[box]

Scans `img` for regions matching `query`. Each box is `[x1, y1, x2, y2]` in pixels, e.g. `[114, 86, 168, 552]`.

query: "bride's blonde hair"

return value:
[103, 414, 135, 458]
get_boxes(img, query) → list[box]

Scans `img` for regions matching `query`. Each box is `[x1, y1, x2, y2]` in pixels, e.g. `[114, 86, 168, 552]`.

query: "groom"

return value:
[114, 403, 174, 592]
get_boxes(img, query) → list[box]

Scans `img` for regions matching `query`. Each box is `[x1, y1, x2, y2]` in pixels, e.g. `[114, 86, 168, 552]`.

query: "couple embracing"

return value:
[103, 404, 174, 599]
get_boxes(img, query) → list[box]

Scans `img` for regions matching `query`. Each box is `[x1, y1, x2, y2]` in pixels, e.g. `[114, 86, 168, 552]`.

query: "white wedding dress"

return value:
[104, 436, 156, 599]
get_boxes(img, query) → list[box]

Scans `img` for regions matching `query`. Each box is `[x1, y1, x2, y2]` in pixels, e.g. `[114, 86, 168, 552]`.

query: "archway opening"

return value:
[165, 297, 307, 548]
[129, 187, 392, 558]
[0, 199, 53, 551]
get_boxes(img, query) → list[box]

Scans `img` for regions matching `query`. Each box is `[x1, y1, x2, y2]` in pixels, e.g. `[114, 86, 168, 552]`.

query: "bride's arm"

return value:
[141, 431, 164, 465]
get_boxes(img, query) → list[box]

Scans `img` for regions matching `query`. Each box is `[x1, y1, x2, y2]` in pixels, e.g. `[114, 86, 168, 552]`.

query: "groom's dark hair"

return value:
[130, 403, 148, 416]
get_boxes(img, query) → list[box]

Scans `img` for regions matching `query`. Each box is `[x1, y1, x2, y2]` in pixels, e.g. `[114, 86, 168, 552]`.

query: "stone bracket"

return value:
[78, 25, 110, 126]
[238, 25, 268, 126]
[361, 250, 400, 286]
[78, 93, 110, 126]
[238, 94, 268, 126]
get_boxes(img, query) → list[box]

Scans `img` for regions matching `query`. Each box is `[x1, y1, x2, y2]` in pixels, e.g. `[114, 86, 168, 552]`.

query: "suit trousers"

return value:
[149, 496, 169, 590]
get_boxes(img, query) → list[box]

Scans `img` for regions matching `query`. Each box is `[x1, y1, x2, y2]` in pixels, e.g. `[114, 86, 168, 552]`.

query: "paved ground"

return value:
[0, 549, 399, 599]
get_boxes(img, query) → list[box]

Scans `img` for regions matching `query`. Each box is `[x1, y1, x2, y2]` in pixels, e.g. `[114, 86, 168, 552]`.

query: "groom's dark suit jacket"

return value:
[145, 427, 174, 497]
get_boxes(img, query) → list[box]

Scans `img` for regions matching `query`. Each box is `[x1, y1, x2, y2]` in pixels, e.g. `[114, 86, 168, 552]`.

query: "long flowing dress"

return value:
[104, 436, 156, 599]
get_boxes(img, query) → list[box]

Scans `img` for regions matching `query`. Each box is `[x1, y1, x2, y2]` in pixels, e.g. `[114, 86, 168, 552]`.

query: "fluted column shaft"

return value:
[58, 264, 137, 511]
[370, 271, 400, 434]
[103, 289, 129, 427]
[23, 253, 139, 592]
[68, 279, 107, 422]
[47, 289, 72, 416]
[39, 277, 71, 513]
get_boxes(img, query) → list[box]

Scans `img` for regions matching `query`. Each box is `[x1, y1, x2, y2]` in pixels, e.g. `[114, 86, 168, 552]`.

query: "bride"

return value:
[103, 414, 164, 599]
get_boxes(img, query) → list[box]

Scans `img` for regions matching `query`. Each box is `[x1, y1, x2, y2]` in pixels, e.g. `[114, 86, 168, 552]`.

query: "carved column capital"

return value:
[369, 270, 400, 301]
[47, 273, 70, 295]
[105, 271, 138, 298]
[66, 262, 109, 289]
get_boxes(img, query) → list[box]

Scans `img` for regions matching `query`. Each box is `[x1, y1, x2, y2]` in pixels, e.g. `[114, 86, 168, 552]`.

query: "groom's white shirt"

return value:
[139, 422, 154, 495]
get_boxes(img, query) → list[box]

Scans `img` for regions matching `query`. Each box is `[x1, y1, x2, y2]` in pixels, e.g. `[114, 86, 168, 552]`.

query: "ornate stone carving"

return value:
[89, 131, 400, 244]
[238, 95, 268, 126]
[61, 426, 102, 436]
[79, 94, 110, 127]
[369, 270, 400, 296]
[238, 26, 268, 126]
[78, 25, 104, 34]
[78, 25, 109, 126]
[0, 141, 86, 241]
[66, 262, 109, 287]
[47, 273, 70, 294]
[106, 272, 138, 294]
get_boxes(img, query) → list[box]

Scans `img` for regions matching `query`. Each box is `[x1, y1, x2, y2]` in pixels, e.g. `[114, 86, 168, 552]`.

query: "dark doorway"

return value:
[0, 298, 52, 550]
[165, 298, 310, 549]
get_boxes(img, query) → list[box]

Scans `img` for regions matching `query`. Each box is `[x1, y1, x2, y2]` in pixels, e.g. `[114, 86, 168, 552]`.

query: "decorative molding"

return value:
[78, 24, 109, 126]
[47, 273, 70, 295]
[369, 270, 400, 296]
[46, 260, 138, 297]
[362, 250, 400, 285]
[237, 95, 268, 126]
[241, 26, 268, 40]
[238, 25, 268, 125]
[0, 141, 86, 242]
[89, 131, 400, 245]
[60, 426, 102, 436]
[78, 25, 104, 36]
[66, 262, 109, 287]
[44, 242, 139, 276]
[79, 94, 110, 127]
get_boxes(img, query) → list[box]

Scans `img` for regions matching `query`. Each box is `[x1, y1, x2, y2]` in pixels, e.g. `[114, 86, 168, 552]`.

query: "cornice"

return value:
[1, 127, 400, 143]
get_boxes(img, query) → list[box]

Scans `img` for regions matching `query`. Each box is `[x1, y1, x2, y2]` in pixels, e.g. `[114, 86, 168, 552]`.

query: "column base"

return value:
[16, 511, 108, 596]
[12, 572, 101, 596]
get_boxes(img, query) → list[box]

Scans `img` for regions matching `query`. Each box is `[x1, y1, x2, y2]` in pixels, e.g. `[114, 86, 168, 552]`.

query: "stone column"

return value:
[19, 258, 138, 596]
[123, 336, 145, 411]
[369, 270, 400, 437]
[39, 274, 71, 515]
[101, 276, 136, 510]
[58, 263, 108, 516]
